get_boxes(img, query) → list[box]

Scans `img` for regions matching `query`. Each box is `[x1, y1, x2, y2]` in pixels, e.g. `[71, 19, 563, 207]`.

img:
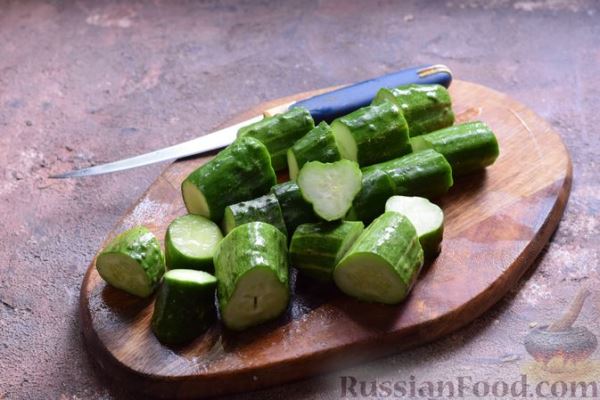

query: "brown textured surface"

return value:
[80, 80, 572, 398]
[0, 1, 598, 399]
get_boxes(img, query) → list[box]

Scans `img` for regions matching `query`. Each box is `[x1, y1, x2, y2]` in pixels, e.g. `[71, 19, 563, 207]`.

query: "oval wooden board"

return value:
[80, 80, 572, 398]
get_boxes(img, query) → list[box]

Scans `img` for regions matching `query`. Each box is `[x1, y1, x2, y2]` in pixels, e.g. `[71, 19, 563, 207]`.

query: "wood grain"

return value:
[79, 80, 572, 398]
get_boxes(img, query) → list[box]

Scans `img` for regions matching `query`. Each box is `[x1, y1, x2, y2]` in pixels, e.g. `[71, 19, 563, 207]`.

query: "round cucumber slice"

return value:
[385, 195, 444, 260]
[151, 269, 217, 345]
[221, 266, 289, 331]
[96, 226, 165, 298]
[165, 214, 223, 272]
[297, 160, 362, 221]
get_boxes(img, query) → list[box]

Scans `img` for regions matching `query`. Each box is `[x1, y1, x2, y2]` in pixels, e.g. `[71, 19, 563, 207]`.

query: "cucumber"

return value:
[151, 269, 217, 345]
[297, 160, 362, 221]
[270, 181, 319, 235]
[289, 221, 364, 280]
[345, 169, 396, 224]
[410, 121, 499, 176]
[331, 101, 411, 166]
[372, 84, 454, 137]
[333, 212, 424, 304]
[222, 193, 287, 235]
[165, 214, 223, 272]
[238, 107, 315, 170]
[96, 226, 165, 298]
[287, 121, 342, 180]
[181, 136, 277, 222]
[363, 149, 453, 199]
[214, 222, 289, 330]
[385, 196, 444, 260]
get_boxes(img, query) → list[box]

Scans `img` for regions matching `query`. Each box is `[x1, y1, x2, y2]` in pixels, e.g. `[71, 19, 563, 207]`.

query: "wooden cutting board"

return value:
[80, 80, 572, 398]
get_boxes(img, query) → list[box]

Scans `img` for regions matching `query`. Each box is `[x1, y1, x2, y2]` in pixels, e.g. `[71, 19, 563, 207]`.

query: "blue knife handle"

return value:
[292, 64, 452, 123]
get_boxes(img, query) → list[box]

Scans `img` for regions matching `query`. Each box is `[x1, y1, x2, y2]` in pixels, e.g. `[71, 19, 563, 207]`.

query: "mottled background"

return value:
[0, 0, 598, 399]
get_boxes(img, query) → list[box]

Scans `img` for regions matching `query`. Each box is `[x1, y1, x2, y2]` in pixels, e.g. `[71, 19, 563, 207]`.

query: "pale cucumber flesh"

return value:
[331, 123, 357, 162]
[181, 181, 210, 217]
[333, 253, 408, 304]
[297, 160, 362, 221]
[96, 253, 154, 298]
[221, 266, 289, 331]
[169, 215, 222, 259]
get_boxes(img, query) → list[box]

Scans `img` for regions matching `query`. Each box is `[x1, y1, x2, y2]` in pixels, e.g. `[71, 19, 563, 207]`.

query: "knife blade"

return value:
[51, 64, 452, 178]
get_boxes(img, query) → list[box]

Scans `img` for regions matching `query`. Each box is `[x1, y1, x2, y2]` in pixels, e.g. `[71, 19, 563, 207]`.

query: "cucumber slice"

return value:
[363, 149, 453, 199]
[372, 84, 454, 137]
[289, 221, 364, 280]
[270, 181, 319, 235]
[96, 226, 165, 298]
[151, 269, 217, 345]
[165, 214, 223, 272]
[238, 107, 315, 170]
[345, 169, 396, 224]
[410, 121, 499, 176]
[385, 196, 444, 260]
[334, 212, 424, 304]
[214, 222, 289, 330]
[287, 121, 342, 180]
[222, 193, 287, 235]
[331, 101, 411, 166]
[297, 160, 362, 221]
[182, 136, 277, 222]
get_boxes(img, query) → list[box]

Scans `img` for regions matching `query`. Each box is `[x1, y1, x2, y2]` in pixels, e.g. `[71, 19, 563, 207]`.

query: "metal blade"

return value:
[50, 114, 264, 178]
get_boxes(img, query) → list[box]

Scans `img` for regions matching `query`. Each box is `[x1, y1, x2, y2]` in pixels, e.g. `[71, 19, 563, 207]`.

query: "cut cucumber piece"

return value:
[182, 136, 277, 222]
[289, 221, 364, 280]
[385, 196, 444, 260]
[345, 169, 396, 224]
[238, 107, 315, 170]
[151, 269, 217, 345]
[287, 121, 342, 180]
[270, 181, 319, 235]
[334, 212, 424, 304]
[214, 222, 289, 330]
[363, 149, 453, 199]
[222, 193, 287, 236]
[165, 214, 223, 272]
[297, 160, 362, 221]
[372, 84, 454, 137]
[96, 226, 165, 298]
[331, 101, 411, 166]
[410, 121, 499, 176]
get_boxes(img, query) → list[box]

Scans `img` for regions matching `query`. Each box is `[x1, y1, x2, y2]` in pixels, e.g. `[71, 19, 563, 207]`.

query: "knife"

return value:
[51, 64, 452, 178]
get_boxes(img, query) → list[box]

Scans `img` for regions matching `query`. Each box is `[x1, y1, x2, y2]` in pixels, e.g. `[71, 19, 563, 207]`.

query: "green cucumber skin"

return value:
[238, 108, 315, 170]
[410, 121, 499, 176]
[151, 271, 217, 345]
[331, 101, 411, 166]
[270, 181, 319, 235]
[335, 212, 424, 304]
[287, 121, 341, 179]
[346, 169, 396, 224]
[364, 149, 453, 199]
[96, 226, 165, 298]
[213, 222, 289, 329]
[289, 221, 364, 280]
[372, 84, 454, 137]
[223, 193, 287, 235]
[182, 136, 277, 222]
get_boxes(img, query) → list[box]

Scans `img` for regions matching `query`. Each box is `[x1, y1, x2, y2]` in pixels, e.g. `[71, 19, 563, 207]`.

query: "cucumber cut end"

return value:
[96, 253, 154, 298]
[297, 160, 362, 221]
[169, 215, 223, 259]
[287, 149, 300, 180]
[408, 136, 431, 152]
[334, 253, 408, 304]
[385, 196, 443, 238]
[331, 122, 358, 162]
[182, 180, 210, 218]
[221, 266, 289, 330]
[165, 269, 217, 286]
[221, 208, 236, 235]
